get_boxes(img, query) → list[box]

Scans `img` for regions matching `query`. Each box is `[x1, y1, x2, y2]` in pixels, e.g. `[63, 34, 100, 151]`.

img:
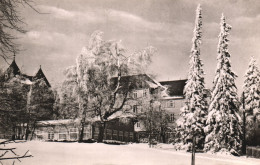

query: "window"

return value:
[35, 131, 43, 140]
[59, 133, 67, 140]
[170, 114, 174, 122]
[112, 130, 118, 140]
[133, 105, 138, 113]
[136, 122, 140, 128]
[48, 132, 54, 140]
[129, 132, 134, 141]
[133, 92, 137, 99]
[106, 129, 112, 140]
[143, 89, 148, 97]
[119, 131, 123, 141]
[70, 128, 77, 132]
[124, 132, 129, 142]
[69, 128, 78, 140]
[59, 129, 67, 140]
[169, 100, 174, 107]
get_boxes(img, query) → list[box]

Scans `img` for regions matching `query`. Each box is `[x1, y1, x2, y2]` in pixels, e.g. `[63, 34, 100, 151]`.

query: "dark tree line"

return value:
[0, 72, 55, 140]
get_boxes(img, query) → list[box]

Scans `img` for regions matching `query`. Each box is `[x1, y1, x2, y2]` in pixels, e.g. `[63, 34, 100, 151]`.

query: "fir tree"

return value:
[204, 14, 242, 155]
[243, 57, 260, 145]
[177, 4, 208, 149]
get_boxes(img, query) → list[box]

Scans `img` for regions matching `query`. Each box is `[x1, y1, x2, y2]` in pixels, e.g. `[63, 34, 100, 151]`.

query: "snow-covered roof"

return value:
[37, 117, 103, 126]
[145, 74, 163, 88]
[159, 79, 187, 97]
[110, 74, 162, 90]
[107, 111, 136, 120]
[21, 79, 33, 85]
[145, 80, 159, 88]
[161, 96, 185, 100]
[37, 119, 81, 126]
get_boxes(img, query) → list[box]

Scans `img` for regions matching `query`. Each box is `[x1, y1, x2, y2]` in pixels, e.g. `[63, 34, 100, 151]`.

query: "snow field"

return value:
[2, 141, 260, 165]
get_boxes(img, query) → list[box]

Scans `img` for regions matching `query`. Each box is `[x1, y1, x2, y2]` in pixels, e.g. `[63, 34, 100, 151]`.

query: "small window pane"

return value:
[59, 134, 67, 140]
[48, 132, 54, 140]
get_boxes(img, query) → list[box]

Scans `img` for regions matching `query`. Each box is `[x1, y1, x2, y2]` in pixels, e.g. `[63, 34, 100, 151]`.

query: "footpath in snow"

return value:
[1, 141, 260, 165]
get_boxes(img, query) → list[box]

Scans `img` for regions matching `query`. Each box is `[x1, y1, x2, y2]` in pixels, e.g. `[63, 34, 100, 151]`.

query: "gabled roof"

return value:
[6, 59, 21, 76]
[4, 59, 51, 87]
[159, 79, 187, 97]
[34, 67, 51, 87]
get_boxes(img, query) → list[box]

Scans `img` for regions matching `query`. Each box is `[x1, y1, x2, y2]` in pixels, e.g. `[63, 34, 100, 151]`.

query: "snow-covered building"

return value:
[160, 79, 187, 122]
[0, 57, 53, 139]
[112, 74, 164, 125]
[34, 119, 92, 141]
[33, 116, 136, 142]
[109, 74, 165, 142]
[160, 79, 211, 122]
[33, 75, 210, 143]
[25, 74, 160, 143]
[4, 57, 51, 87]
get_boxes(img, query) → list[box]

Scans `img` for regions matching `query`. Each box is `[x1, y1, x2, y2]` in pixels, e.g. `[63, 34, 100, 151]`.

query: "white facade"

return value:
[161, 97, 185, 121]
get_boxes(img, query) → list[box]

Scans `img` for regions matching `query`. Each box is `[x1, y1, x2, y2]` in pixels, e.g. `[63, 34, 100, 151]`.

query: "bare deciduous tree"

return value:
[0, 0, 39, 62]
[0, 140, 32, 165]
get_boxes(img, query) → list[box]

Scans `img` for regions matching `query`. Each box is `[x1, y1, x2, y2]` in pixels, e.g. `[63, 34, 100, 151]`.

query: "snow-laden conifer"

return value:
[204, 14, 242, 155]
[243, 57, 260, 145]
[176, 4, 208, 149]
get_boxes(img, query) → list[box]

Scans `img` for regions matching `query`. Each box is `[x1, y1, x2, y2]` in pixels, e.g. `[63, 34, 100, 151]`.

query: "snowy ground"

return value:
[2, 141, 260, 165]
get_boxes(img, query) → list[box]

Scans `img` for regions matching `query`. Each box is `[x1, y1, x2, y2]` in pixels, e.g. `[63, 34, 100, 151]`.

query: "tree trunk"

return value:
[97, 122, 106, 143]
[25, 123, 31, 141]
[12, 125, 16, 140]
[17, 124, 21, 140]
[160, 132, 166, 143]
[78, 121, 85, 142]
[30, 121, 37, 140]
[77, 95, 88, 142]
[191, 136, 196, 165]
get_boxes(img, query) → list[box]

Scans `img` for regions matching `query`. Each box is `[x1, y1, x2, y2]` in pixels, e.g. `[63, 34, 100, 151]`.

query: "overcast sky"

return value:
[2, 0, 260, 93]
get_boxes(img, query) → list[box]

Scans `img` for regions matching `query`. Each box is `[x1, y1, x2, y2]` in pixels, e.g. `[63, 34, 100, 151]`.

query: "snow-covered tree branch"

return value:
[60, 31, 156, 142]
[242, 56, 260, 146]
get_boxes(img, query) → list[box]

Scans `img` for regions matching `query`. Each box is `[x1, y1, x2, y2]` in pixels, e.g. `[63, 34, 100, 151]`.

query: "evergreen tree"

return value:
[26, 78, 54, 140]
[243, 57, 260, 145]
[0, 76, 28, 139]
[59, 66, 79, 119]
[204, 14, 242, 155]
[177, 4, 207, 149]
